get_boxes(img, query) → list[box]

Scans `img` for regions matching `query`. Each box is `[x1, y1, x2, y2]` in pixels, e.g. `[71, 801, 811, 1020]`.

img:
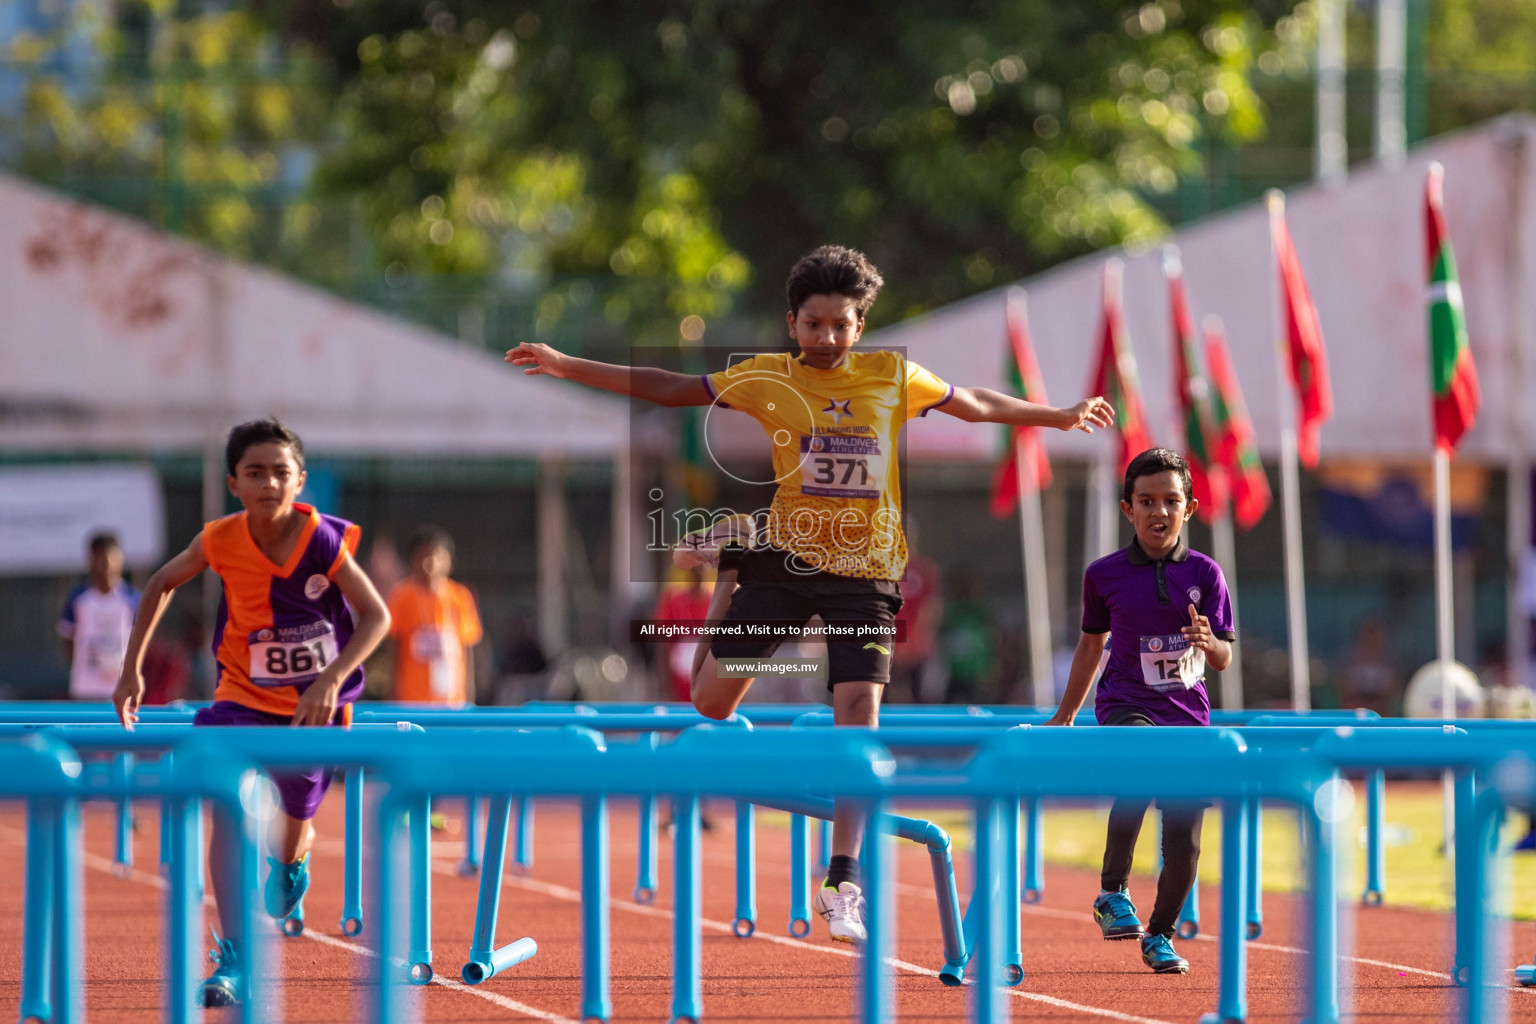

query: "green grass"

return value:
[764, 781, 1536, 919]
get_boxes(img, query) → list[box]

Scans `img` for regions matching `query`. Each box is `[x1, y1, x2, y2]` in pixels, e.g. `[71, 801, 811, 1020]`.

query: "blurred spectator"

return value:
[1341, 619, 1398, 715]
[57, 532, 138, 701]
[890, 548, 941, 704]
[651, 567, 714, 703]
[386, 526, 483, 705]
[939, 568, 996, 705]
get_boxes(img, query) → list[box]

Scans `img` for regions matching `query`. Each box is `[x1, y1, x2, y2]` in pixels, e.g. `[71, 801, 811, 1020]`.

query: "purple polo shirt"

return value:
[1082, 535, 1236, 726]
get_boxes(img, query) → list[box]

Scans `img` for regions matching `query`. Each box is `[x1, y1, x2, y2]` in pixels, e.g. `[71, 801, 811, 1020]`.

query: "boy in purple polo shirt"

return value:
[1046, 447, 1235, 974]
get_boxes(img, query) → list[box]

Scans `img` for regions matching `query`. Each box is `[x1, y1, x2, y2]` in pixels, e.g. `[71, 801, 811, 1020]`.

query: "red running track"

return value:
[0, 798, 1533, 1022]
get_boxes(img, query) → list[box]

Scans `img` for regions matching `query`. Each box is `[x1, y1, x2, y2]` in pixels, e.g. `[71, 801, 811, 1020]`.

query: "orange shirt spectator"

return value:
[387, 527, 483, 705]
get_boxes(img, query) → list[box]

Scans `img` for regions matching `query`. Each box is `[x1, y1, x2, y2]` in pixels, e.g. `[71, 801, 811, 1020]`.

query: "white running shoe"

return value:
[814, 881, 867, 944]
[672, 513, 757, 570]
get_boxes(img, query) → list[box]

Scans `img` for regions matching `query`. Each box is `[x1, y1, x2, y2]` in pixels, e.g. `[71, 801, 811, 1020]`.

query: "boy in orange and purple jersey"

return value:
[113, 418, 390, 1007]
[508, 245, 1115, 943]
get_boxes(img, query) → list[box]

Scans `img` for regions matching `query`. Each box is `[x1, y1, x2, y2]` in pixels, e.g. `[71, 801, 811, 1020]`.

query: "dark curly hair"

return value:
[785, 245, 884, 316]
[1121, 447, 1192, 504]
[225, 418, 305, 476]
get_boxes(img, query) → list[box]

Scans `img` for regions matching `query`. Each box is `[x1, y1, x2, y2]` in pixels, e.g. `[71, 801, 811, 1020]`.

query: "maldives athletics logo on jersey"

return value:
[304, 574, 331, 600]
[1187, 586, 1202, 605]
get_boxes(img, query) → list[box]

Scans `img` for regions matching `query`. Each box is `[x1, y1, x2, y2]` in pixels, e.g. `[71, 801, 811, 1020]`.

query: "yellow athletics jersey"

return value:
[702, 349, 953, 581]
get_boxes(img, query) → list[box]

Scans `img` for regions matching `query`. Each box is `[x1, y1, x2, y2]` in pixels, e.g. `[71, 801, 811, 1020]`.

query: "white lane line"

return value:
[431, 856, 1182, 1024]
[0, 824, 578, 1024]
[300, 929, 580, 1024]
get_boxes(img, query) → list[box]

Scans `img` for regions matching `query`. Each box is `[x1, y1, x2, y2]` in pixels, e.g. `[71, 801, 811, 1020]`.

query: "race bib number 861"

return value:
[1138, 634, 1205, 692]
[249, 622, 339, 688]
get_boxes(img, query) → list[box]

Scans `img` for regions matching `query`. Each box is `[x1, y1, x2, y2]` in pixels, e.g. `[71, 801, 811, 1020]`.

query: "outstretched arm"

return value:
[940, 387, 1114, 432]
[1044, 631, 1109, 726]
[506, 342, 713, 408]
[114, 533, 210, 728]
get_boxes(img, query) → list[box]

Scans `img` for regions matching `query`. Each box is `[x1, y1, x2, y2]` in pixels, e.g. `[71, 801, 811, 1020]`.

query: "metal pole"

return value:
[1016, 445, 1055, 707]
[537, 457, 568, 656]
[1505, 129, 1533, 694]
[1375, 0, 1407, 166]
[1211, 509, 1245, 710]
[1315, 0, 1347, 184]
[1269, 191, 1312, 710]
[1437, 448, 1458, 856]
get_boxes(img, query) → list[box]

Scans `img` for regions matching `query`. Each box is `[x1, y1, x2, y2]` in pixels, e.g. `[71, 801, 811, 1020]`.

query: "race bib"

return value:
[249, 622, 339, 688]
[411, 626, 449, 662]
[799, 433, 884, 500]
[1139, 634, 1205, 692]
[83, 632, 127, 672]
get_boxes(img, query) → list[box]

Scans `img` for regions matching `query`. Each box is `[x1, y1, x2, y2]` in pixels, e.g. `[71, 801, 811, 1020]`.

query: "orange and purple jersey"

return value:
[202, 503, 363, 716]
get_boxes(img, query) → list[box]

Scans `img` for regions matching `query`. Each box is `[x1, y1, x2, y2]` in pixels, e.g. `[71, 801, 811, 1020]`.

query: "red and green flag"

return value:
[1204, 318, 1272, 530]
[1087, 260, 1154, 473]
[1425, 162, 1480, 454]
[990, 289, 1052, 518]
[1164, 247, 1229, 522]
[1269, 194, 1333, 467]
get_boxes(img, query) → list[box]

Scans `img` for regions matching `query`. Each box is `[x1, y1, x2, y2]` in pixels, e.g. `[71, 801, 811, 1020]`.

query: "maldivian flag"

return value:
[1164, 247, 1229, 522]
[1204, 317, 1271, 530]
[1269, 193, 1333, 467]
[1425, 162, 1480, 453]
[990, 289, 1052, 518]
[1087, 260, 1154, 473]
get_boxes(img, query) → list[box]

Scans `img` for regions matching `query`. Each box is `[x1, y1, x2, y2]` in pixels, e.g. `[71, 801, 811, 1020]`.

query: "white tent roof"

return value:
[875, 115, 1536, 464]
[0, 172, 626, 457]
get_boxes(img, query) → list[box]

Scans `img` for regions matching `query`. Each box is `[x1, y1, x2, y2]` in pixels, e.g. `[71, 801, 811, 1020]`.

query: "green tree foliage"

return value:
[2, 2, 331, 259]
[306, 0, 1285, 333]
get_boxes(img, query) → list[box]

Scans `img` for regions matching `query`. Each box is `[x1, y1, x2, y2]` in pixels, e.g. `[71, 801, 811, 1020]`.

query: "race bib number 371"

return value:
[249, 622, 339, 688]
[799, 433, 884, 500]
[1138, 634, 1205, 692]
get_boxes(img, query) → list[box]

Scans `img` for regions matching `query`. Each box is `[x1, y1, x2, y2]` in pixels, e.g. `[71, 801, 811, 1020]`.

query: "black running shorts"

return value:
[710, 546, 903, 687]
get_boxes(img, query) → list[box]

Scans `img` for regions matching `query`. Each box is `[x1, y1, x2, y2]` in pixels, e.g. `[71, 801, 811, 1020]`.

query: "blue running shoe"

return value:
[1140, 933, 1190, 974]
[264, 853, 310, 921]
[1515, 831, 1536, 853]
[199, 930, 243, 1007]
[1092, 888, 1144, 940]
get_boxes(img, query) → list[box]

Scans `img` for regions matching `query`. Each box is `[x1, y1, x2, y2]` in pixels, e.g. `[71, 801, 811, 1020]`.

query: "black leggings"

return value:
[1098, 712, 1204, 938]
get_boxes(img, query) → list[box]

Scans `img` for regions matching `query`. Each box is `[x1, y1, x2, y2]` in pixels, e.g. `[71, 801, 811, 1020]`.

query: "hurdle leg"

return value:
[733, 801, 757, 937]
[340, 768, 364, 936]
[370, 793, 405, 1024]
[1245, 797, 1263, 939]
[1000, 798, 1024, 985]
[166, 796, 202, 1024]
[580, 795, 611, 1022]
[930, 830, 967, 984]
[459, 794, 480, 876]
[21, 797, 56, 1024]
[969, 797, 1008, 1024]
[51, 798, 84, 1024]
[514, 793, 533, 872]
[407, 792, 433, 983]
[463, 795, 513, 983]
[113, 752, 134, 877]
[815, 817, 832, 879]
[670, 793, 703, 1024]
[859, 802, 893, 1024]
[1204, 796, 1249, 1024]
[788, 814, 812, 937]
[1362, 770, 1385, 906]
[634, 793, 658, 902]
[1464, 790, 1508, 1023]
[160, 796, 173, 879]
[1305, 787, 1341, 1024]
[1022, 796, 1044, 903]
[1453, 769, 1477, 982]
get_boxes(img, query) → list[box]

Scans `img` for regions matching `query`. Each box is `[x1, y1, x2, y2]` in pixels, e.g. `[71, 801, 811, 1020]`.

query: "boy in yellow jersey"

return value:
[508, 245, 1112, 942]
[113, 419, 391, 1006]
